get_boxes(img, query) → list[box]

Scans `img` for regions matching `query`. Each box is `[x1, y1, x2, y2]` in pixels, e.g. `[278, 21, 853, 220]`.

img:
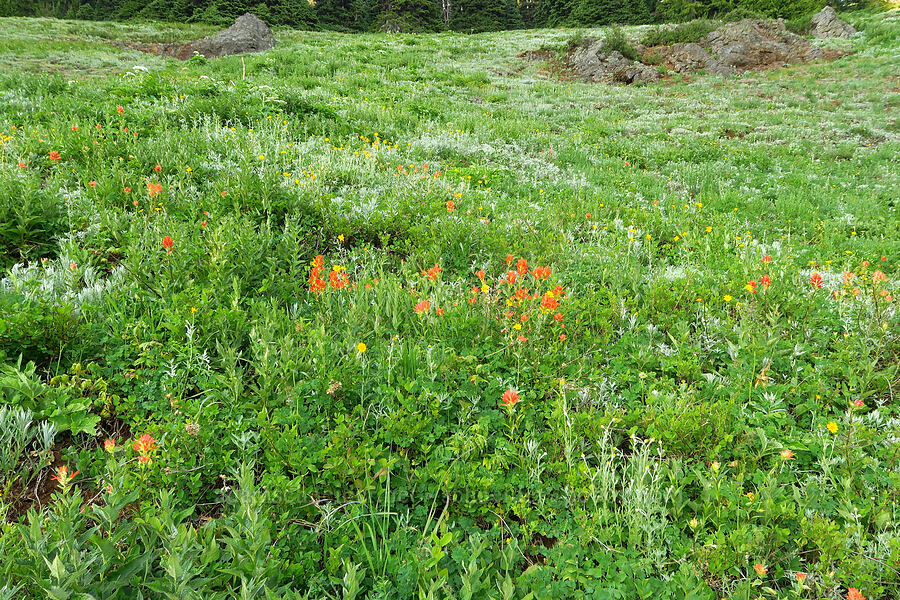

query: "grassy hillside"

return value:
[0, 11, 898, 599]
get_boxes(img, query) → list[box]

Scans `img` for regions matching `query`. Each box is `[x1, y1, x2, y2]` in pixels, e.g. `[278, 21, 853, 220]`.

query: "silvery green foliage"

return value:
[0, 405, 56, 488]
[1, 259, 125, 309]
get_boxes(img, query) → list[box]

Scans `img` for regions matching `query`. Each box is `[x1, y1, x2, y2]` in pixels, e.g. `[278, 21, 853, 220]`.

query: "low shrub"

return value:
[720, 7, 765, 21]
[640, 20, 718, 47]
[599, 26, 641, 61]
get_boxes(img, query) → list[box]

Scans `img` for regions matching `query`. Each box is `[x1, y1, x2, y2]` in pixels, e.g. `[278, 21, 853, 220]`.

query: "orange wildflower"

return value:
[501, 389, 520, 408]
[133, 434, 157, 454]
[309, 255, 327, 293]
[329, 270, 349, 289]
[516, 258, 529, 275]
[541, 293, 559, 311]
[50, 465, 79, 487]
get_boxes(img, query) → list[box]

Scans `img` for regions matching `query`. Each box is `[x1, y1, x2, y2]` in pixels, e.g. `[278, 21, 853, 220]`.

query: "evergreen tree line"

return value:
[0, 0, 867, 34]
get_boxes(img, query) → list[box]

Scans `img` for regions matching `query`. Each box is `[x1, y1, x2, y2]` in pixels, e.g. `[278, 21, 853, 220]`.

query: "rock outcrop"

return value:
[120, 14, 275, 61]
[570, 42, 662, 84]
[530, 15, 851, 85]
[809, 6, 857, 39]
[183, 14, 276, 59]
[702, 19, 826, 70]
[659, 43, 733, 77]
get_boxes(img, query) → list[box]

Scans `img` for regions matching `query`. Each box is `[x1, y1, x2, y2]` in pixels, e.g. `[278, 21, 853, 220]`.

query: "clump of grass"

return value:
[564, 27, 639, 62]
[640, 19, 718, 47]
[720, 7, 765, 22]
[561, 29, 590, 51]
[599, 27, 640, 61]
[785, 14, 814, 35]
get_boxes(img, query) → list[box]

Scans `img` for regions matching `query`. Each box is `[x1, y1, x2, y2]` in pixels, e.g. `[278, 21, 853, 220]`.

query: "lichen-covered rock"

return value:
[185, 13, 276, 59]
[701, 19, 825, 71]
[809, 6, 857, 39]
[617, 62, 662, 84]
[570, 42, 661, 84]
[120, 14, 276, 61]
[532, 15, 846, 86]
[656, 43, 733, 77]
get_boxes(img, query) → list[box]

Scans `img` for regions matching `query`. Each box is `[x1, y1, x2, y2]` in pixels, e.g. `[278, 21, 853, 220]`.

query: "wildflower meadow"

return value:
[0, 9, 899, 600]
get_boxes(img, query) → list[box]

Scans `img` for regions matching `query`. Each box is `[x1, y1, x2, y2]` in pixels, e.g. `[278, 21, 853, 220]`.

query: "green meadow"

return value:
[0, 10, 898, 599]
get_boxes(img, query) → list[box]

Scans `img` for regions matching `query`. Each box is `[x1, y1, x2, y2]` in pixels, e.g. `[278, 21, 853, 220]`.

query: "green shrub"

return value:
[599, 26, 640, 61]
[0, 178, 65, 269]
[720, 7, 765, 21]
[640, 20, 718, 47]
[785, 13, 814, 34]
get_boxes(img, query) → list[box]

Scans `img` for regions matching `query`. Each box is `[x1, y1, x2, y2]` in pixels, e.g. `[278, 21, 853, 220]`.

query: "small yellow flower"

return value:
[724, 295, 733, 302]
[705, 226, 712, 233]
[190, 307, 197, 313]
[826, 421, 838, 434]
[481, 285, 489, 293]
[356, 343, 367, 354]
[258, 154, 265, 160]
[338, 234, 345, 242]
[513, 324, 522, 331]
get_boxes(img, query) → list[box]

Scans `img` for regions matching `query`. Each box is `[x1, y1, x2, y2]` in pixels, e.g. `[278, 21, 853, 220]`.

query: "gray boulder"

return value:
[702, 19, 825, 71]
[660, 43, 733, 76]
[570, 41, 661, 84]
[185, 14, 276, 59]
[809, 6, 857, 39]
